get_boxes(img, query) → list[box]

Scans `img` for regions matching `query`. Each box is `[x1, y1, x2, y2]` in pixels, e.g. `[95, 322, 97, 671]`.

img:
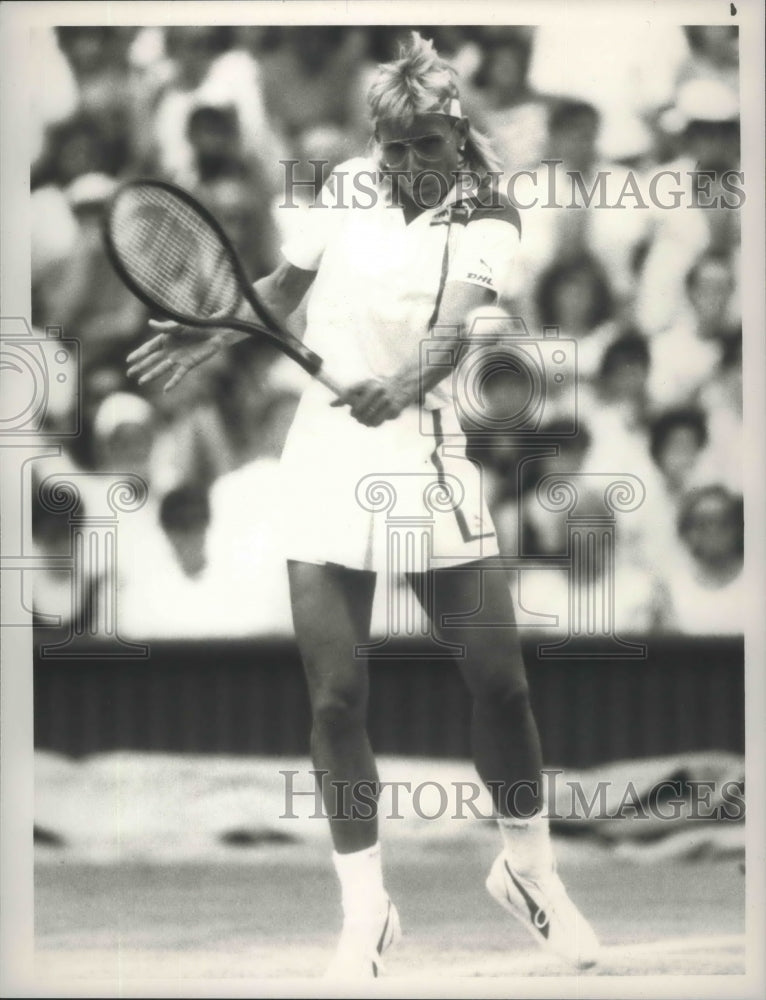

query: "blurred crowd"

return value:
[28, 24, 745, 639]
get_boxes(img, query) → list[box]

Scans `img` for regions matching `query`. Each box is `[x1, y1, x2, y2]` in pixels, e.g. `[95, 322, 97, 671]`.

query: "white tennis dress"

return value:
[278, 157, 521, 574]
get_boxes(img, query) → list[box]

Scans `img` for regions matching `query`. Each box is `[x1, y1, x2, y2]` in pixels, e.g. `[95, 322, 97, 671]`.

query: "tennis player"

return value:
[129, 32, 600, 979]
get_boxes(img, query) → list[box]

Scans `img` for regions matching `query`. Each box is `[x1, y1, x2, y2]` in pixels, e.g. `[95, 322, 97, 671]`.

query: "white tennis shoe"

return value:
[323, 897, 401, 981]
[486, 852, 600, 970]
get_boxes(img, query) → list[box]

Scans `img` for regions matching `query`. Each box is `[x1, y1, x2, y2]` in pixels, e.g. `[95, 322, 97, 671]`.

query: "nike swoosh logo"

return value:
[505, 862, 550, 939]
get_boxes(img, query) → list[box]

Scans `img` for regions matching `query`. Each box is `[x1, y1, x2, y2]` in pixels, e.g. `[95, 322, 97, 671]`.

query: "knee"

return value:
[311, 682, 367, 734]
[471, 669, 530, 714]
[460, 630, 529, 709]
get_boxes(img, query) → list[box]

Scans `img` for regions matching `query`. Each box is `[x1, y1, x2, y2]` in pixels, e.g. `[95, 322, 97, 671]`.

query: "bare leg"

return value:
[407, 558, 543, 817]
[408, 559, 600, 968]
[288, 559, 379, 852]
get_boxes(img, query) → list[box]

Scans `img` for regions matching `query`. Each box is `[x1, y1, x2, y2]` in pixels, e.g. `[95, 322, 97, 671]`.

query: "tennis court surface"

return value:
[35, 841, 745, 983]
[32, 750, 747, 989]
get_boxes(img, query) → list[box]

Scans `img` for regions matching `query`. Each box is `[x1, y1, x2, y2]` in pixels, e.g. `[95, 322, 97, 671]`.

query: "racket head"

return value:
[103, 179, 249, 327]
[105, 178, 333, 384]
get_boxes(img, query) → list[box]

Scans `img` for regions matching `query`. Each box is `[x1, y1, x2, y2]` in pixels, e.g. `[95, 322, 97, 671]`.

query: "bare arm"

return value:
[242, 257, 317, 336]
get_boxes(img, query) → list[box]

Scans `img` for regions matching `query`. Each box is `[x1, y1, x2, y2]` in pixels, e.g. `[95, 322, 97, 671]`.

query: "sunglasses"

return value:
[378, 122, 459, 169]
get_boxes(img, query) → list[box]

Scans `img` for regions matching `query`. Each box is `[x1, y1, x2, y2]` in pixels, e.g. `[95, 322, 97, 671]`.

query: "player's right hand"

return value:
[126, 320, 226, 392]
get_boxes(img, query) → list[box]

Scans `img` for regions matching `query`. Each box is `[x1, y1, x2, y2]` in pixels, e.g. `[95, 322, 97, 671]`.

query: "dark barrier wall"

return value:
[34, 634, 744, 766]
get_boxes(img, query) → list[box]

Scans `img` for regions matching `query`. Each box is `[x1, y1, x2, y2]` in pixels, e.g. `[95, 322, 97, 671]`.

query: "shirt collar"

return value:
[378, 170, 479, 219]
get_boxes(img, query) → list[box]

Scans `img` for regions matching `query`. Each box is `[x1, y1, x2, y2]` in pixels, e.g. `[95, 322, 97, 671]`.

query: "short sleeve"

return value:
[448, 208, 523, 298]
[280, 179, 337, 272]
[280, 157, 376, 273]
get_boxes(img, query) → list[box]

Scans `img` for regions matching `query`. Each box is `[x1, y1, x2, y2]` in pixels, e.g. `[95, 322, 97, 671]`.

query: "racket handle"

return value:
[314, 366, 345, 398]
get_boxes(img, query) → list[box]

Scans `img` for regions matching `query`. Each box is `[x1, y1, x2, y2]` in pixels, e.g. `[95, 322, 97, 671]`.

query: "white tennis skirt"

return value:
[278, 382, 499, 574]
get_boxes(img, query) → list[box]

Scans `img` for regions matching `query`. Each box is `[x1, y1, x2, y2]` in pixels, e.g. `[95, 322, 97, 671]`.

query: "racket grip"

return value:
[314, 366, 345, 398]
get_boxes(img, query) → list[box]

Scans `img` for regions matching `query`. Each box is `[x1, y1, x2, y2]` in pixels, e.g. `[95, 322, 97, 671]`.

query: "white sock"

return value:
[332, 842, 388, 924]
[497, 811, 554, 881]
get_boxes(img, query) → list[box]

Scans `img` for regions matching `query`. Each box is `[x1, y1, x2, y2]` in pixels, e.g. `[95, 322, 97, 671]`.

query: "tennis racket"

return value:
[103, 178, 343, 395]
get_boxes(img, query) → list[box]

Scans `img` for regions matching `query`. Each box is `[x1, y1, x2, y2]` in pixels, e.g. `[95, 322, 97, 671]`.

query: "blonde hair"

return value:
[367, 31, 501, 176]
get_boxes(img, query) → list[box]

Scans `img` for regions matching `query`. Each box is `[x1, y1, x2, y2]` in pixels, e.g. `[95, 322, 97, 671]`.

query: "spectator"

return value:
[686, 252, 739, 337]
[193, 29, 291, 196]
[143, 352, 236, 499]
[186, 105, 278, 275]
[516, 100, 650, 312]
[599, 405, 713, 574]
[149, 27, 234, 180]
[634, 77, 740, 334]
[581, 333, 682, 571]
[121, 479, 294, 638]
[54, 27, 136, 173]
[34, 112, 118, 188]
[90, 389, 178, 616]
[649, 407, 709, 504]
[212, 341, 301, 470]
[87, 387, 168, 633]
[119, 482, 226, 638]
[186, 104, 247, 184]
[467, 31, 550, 172]
[592, 331, 651, 419]
[646, 252, 737, 412]
[581, 332, 655, 478]
[66, 364, 130, 471]
[534, 254, 617, 382]
[679, 26, 739, 92]
[664, 485, 745, 635]
[159, 483, 211, 578]
[66, 173, 148, 363]
[257, 27, 369, 142]
[55, 27, 131, 103]
[30, 27, 79, 169]
[695, 332, 743, 492]
[92, 391, 156, 482]
[30, 180, 83, 331]
[31, 110, 151, 341]
[528, 22, 688, 162]
[119, 481, 212, 638]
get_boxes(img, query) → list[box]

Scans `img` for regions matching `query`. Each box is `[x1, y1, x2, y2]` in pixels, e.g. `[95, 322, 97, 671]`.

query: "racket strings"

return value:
[110, 186, 241, 321]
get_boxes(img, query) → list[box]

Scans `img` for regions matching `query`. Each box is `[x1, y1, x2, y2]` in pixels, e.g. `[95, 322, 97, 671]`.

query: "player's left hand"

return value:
[331, 378, 413, 426]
